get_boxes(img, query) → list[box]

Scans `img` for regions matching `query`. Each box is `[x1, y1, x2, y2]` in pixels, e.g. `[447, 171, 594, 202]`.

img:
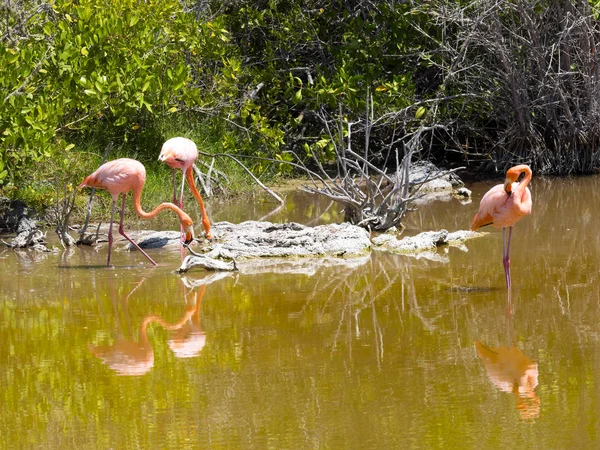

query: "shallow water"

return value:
[2, 176, 600, 448]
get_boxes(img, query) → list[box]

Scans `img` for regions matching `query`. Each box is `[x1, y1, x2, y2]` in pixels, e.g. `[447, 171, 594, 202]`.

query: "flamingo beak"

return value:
[503, 178, 513, 196]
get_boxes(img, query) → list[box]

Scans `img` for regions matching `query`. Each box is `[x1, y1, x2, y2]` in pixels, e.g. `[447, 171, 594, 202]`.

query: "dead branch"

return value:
[77, 143, 112, 245]
[415, 0, 600, 174]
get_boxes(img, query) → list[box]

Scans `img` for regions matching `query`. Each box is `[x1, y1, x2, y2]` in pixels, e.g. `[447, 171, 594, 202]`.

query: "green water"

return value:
[1, 176, 599, 448]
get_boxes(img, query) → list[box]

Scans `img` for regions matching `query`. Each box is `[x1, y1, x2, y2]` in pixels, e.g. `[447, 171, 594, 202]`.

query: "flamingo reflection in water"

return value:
[474, 296, 539, 420]
[90, 315, 156, 376]
[89, 279, 154, 376]
[90, 278, 208, 376]
[166, 278, 207, 359]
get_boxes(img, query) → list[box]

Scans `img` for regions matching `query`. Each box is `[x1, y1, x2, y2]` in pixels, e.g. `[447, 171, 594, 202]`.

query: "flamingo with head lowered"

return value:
[471, 165, 532, 290]
[159, 137, 212, 239]
[79, 158, 194, 267]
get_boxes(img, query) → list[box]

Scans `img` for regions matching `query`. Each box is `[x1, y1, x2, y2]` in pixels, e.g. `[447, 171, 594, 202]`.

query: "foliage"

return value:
[0, 0, 234, 186]
[4, 0, 600, 216]
[0, 0, 427, 194]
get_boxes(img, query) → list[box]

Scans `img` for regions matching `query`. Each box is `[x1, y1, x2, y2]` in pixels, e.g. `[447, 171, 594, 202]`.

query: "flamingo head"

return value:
[503, 165, 532, 196]
[183, 221, 195, 244]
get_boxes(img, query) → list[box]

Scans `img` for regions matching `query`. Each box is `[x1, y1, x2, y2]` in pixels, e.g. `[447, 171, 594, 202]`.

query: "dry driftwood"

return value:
[177, 245, 238, 273]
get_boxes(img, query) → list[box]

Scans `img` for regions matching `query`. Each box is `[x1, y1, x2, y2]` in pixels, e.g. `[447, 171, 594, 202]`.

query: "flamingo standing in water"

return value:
[79, 158, 194, 267]
[159, 137, 212, 239]
[471, 165, 532, 290]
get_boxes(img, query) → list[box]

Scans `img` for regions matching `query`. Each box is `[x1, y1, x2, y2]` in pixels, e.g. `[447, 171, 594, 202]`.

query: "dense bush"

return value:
[2, 0, 600, 206]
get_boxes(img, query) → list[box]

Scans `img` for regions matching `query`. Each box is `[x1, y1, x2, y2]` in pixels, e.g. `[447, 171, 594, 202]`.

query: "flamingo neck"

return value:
[185, 166, 205, 205]
[513, 166, 532, 195]
[132, 187, 191, 224]
[142, 314, 191, 331]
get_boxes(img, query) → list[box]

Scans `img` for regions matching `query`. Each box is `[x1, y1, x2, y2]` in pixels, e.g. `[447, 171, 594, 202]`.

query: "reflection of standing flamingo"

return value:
[79, 158, 194, 267]
[471, 165, 532, 290]
[90, 312, 205, 376]
[159, 137, 212, 239]
[475, 342, 540, 420]
[474, 292, 540, 420]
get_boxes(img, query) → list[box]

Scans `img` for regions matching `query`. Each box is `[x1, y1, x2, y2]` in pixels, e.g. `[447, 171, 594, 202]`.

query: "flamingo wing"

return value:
[79, 158, 145, 198]
[471, 184, 508, 230]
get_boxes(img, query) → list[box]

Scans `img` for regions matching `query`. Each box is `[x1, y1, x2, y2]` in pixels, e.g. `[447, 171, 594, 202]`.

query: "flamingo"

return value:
[159, 137, 212, 239]
[79, 158, 194, 267]
[470, 165, 532, 291]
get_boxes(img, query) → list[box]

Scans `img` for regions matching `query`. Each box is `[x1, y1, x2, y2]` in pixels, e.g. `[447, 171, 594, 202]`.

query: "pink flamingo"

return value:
[79, 158, 194, 267]
[471, 165, 532, 290]
[159, 137, 212, 239]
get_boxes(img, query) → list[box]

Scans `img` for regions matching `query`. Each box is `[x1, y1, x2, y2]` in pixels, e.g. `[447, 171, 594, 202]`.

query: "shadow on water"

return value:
[58, 265, 154, 270]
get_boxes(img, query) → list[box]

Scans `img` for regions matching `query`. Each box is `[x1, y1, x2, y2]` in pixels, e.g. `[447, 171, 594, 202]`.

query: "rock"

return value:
[372, 229, 485, 254]
[209, 220, 371, 259]
[2, 214, 50, 249]
[0, 199, 56, 250]
[175, 221, 371, 273]
[0, 199, 30, 232]
[454, 187, 472, 198]
[177, 243, 371, 275]
[124, 230, 182, 250]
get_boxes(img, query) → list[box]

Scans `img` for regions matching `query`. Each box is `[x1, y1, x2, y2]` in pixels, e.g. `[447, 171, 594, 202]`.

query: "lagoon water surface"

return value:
[1, 176, 600, 448]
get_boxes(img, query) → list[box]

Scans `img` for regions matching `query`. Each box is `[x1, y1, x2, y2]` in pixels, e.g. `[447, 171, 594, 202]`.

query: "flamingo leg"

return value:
[171, 168, 186, 254]
[178, 170, 187, 251]
[106, 198, 117, 267]
[503, 226, 514, 314]
[117, 194, 158, 266]
[179, 171, 186, 210]
[172, 169, 178, 205]
[502, 227, 513, 289]
[171, 168, 186, 255]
